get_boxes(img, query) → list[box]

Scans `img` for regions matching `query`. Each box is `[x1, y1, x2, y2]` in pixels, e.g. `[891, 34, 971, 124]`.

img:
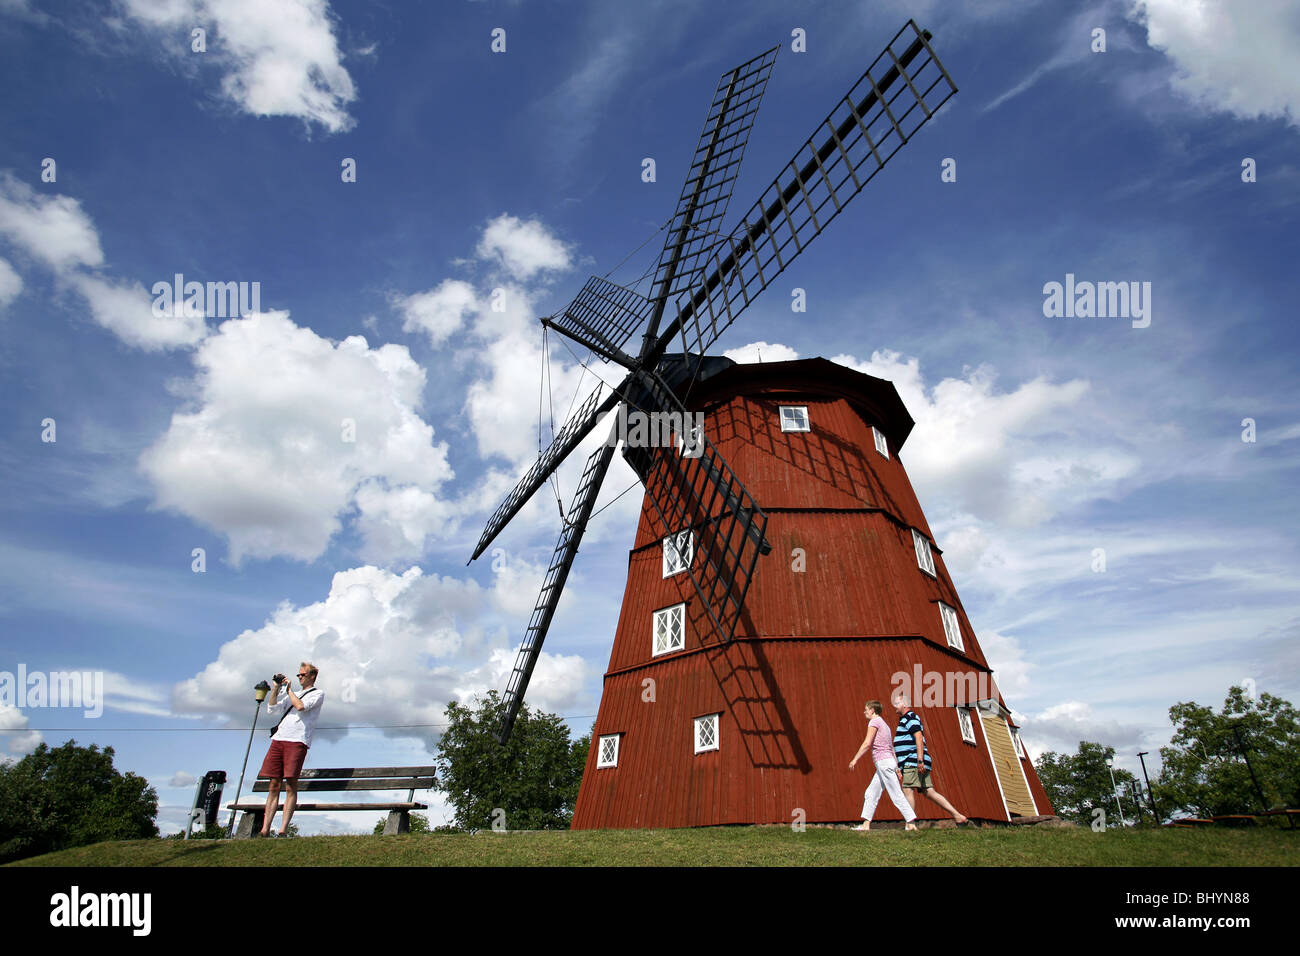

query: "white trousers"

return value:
[861, 757, 917, 822]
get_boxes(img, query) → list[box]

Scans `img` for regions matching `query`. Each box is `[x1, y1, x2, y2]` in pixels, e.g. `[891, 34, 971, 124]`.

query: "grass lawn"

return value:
[7, 825, 1297, 867]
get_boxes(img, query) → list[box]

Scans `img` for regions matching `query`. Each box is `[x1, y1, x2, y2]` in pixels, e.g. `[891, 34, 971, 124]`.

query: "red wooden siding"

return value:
[612, 511, 989, 672]
[573, 640, 1015, 828]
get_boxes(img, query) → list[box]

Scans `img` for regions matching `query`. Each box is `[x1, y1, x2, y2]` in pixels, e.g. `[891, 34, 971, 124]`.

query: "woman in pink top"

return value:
[848, 700, 918, 831]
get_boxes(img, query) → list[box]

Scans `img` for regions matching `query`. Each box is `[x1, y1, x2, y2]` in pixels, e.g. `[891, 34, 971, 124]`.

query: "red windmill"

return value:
[570, 356, 1054, 827]
[470, 21, 1053, 826]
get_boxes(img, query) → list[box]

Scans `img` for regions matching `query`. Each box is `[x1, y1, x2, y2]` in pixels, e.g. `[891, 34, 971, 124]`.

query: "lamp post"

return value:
[1136, 750, 1160, 822]
[1105, 753, 1127, 827]
[226, 680, 271, 837]
[184, 786, 203, 840]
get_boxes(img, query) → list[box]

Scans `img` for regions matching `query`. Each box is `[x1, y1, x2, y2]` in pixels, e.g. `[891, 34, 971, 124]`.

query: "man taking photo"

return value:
[258, 662, 324, 837]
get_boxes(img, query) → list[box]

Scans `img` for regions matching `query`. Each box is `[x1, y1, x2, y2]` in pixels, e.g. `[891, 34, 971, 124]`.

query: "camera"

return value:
[272, 673, 288, 686]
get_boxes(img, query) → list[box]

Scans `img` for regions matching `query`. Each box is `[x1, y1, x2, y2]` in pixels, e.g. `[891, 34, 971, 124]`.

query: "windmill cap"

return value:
[674, 356, 916, 452]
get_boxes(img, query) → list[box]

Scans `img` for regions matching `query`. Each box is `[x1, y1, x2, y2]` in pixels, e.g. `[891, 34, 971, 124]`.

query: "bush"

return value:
[0, 740, 158, 863]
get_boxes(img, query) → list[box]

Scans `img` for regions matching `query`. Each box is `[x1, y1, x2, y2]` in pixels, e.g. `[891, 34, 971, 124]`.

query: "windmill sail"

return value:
[634, 371, 770, 644]
[650, 45, 780, 307]
[640, 436, 770, 645]
[472, 382, 618, 562]
[497, 441, 618, 743]
[546, 275, 653, 366]
[668, 20, 957, 357]
[548, 47, 779, 363]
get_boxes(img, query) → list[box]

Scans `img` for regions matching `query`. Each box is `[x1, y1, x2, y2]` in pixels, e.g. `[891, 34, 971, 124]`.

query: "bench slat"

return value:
[251, 777, 434, 793]
[228, 802, 428, 812]
[257, 767, 437, 780]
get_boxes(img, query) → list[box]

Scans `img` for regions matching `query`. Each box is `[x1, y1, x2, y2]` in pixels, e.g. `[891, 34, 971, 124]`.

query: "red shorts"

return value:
[259, 740, 309, 780]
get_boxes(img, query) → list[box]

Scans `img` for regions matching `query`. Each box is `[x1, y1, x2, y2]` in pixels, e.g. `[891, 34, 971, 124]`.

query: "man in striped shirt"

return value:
[892, 690, 968, 825]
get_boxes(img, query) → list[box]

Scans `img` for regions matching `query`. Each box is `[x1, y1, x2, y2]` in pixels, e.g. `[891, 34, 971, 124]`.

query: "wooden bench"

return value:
[226, 766, 435, 838]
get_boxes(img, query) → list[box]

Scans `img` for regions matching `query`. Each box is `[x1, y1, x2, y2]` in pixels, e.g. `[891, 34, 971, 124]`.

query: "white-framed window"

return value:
[912, 529, 936, 577]
[676, 421, 703, 459]
[653, 603, 686, 656]
[694, 713, 720, 753]
[957, 707, 976, 744]
[662, 530, 693, 578]
[939, 601, 964, 651]
[1010, 727, 1027, 759]
[872, 425, 889, 458]
[779, 405, 810, 432]
[597, 734, 620, 768]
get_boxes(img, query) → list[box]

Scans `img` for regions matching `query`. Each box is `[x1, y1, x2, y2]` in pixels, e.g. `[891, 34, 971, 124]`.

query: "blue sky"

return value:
[1, 0, 1297, 834]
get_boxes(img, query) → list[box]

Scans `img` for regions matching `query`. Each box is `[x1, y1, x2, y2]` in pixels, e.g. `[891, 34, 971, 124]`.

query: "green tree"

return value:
[434, 690, 589, 831]
[1154, 686, 1300, 818]
[0, 740, 158, 863]
[1035, 741, 1140, 827]
[372, 811, 431, 835]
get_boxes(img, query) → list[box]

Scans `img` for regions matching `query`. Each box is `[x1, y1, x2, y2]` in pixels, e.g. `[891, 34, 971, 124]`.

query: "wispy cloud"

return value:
[0, 173, 207, 350]
[984, 2, 1129, 113]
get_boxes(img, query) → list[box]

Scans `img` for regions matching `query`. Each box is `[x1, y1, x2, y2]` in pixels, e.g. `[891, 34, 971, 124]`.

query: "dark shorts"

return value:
[901, 767, 933, 790]
[259, 740, 309, 780]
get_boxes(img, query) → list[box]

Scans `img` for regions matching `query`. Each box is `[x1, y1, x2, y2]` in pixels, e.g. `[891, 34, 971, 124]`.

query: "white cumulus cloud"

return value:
[140, 310, 454, 564]
[68, 273, 208, 351]
[453, 645, 589, 717]
[1023, 700, 1149, 764]
[724, 341, 801, 364]
[120, 0, 358, 133]
[0, 174, 103, 271]
[173, 565, 587, 750]
[0, 705, 42, 760]
[1129, 0, 1300, 127]
[830, 349, 1109, 527]
[475, 214, 573, 281]
[395, 278, 479, 347]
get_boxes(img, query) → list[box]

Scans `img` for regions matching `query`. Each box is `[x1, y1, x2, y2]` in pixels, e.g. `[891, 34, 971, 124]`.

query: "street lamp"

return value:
[226, 680, 271, 837]
[1105, 753, 1127, 827]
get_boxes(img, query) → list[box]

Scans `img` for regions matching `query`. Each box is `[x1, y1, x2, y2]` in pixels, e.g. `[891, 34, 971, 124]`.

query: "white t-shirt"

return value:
[268, 686, 325, 747]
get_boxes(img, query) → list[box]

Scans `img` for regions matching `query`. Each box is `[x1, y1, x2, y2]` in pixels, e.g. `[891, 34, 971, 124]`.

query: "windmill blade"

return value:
[649, 45, 780, 310]
[471, 382, 620, 561]
[665, 20, 957, 357]
[544, 274, 653, 366]
[498, 441, 618, 744]
[635, 371, 770, 645]
[544, 49, 778, 365]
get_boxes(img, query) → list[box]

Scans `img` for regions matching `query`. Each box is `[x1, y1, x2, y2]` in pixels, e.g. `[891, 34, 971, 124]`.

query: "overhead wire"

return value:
[586, 477, 643, 522]
[23, 717, 601, 733]
[604, 217, 670, 290]
[528, 219, 678, 532]
[547, 330, 651, 416]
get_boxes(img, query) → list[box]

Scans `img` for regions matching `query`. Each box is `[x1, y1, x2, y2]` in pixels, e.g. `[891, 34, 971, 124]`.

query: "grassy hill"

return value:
[7, 825, 1297, 867]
